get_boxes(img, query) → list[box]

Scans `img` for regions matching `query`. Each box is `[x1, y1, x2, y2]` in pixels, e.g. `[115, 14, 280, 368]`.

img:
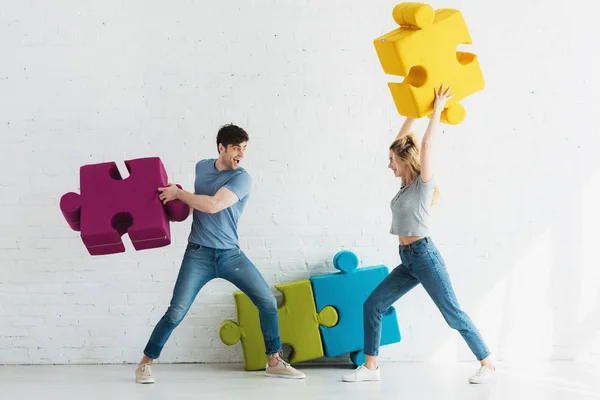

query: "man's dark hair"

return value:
[216, 124, 249, 153]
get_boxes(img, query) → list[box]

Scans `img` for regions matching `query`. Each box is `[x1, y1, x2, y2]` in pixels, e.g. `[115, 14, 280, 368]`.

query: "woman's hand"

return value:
[433, 83, 454, 115]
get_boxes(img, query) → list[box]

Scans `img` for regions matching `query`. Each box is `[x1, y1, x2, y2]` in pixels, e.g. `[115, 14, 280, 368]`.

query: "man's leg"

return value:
[136, 244, 216, 383]
[218, 248, 305, 379]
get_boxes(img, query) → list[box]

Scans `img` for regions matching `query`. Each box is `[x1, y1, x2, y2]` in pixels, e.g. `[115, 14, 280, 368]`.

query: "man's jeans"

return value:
[144, 243, 281, 359]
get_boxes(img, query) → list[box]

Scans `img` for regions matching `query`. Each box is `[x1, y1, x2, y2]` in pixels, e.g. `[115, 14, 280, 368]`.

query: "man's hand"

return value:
[158, 183, 181, 205]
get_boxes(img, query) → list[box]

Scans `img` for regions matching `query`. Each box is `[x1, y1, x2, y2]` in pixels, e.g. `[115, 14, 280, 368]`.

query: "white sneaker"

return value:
[135, 363, 155, 384]
[468, 366, 495, 384]
[342, 365, 381, 382]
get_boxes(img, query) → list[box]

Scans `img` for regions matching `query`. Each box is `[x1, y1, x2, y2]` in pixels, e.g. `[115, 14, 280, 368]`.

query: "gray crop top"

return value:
[390, 174, 435, 236]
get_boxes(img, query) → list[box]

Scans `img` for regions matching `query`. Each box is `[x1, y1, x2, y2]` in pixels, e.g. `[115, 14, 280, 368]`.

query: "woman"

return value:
[343, 85, 496, 384]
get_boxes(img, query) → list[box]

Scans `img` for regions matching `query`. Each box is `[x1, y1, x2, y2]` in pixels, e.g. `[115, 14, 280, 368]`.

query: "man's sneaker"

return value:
[265, 358, 306, 379]
[468, 366, 496, 384]
[135, 363, 155, 384]
[342, 365, 381, 382]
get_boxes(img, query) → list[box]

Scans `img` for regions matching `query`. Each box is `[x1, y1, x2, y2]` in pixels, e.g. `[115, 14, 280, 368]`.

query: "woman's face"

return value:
[388, 150, 407, 178]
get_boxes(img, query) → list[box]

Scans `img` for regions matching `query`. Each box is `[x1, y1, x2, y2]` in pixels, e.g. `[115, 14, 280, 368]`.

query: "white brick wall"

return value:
[1, 0, 599, 365]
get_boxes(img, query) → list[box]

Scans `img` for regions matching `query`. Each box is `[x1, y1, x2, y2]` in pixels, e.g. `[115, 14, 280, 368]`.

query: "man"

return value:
[135, 124, 305, 383]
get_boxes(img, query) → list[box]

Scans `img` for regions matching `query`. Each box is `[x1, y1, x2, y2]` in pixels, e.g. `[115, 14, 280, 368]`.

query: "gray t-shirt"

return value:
[390, 174, 434, 236]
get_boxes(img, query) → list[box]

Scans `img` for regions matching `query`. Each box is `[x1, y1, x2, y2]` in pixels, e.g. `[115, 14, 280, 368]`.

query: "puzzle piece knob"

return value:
[333, 250, 359, 273]
[441, 103, 466, 125]
[60, 192, 82, 231]
[350, 350, 366, 367]
[392, 2, 434, 29]
[317, 305, 338, 328]
[219, 320, 242, 346]
[165, 184, 190, 222]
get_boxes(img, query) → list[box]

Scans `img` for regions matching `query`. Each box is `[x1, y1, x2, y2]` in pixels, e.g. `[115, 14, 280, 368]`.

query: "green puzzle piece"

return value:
[219, 279, 338, 371]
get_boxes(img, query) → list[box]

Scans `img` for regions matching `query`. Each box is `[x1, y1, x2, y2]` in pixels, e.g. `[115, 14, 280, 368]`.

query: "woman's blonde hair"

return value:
[389, 134, 440, 207]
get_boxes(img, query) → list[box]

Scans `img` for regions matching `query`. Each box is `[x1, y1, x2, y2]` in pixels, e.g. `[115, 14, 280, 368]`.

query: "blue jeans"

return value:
[144, 243, 282, 359]
[363, 237, 490, 361]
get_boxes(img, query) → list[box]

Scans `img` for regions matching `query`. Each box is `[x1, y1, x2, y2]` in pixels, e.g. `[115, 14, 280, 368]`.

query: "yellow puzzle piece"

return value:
[219, 280, 338, 371]
[374, 2, 484, 124]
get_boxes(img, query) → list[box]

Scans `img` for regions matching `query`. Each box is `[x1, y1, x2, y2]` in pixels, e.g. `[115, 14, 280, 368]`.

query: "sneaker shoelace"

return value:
[270, 352, 292, 369]
[141, 364, 151, 377]
[355, 365, 367, 375]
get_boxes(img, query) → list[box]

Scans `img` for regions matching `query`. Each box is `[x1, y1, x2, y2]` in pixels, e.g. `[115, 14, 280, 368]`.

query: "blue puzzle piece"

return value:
[310, 250, 401, 366]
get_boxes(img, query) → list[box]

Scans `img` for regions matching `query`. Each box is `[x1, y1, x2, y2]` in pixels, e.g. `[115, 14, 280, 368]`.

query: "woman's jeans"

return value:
[363, 237, 490, 361]
[144, 243, 281, 359]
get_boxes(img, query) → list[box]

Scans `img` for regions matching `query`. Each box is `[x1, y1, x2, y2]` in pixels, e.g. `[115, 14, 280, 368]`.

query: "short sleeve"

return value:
[224, 171, 252, 200]
[417, 174, 435, 192]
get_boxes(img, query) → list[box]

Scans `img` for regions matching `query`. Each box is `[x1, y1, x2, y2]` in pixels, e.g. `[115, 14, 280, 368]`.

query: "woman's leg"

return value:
[412, 245, 492, 364]
[363, 263, 419, 366]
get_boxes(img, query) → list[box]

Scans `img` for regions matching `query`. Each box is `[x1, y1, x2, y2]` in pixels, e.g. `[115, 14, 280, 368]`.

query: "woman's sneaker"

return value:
[342, 365, 381, 382]
[135, 363, 155, 384]
[468, 366, 496, 384]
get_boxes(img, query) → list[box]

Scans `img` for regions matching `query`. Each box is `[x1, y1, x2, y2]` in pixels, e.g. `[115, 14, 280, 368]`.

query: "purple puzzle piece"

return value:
[60, 157, 189, 256]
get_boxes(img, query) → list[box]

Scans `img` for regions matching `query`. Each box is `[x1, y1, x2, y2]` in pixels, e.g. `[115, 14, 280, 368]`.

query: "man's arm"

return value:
[159, 184, 240, 214]
[178, 186, 239, 214]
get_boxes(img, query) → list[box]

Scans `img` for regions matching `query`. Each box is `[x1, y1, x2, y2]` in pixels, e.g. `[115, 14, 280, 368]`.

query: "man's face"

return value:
[219, 141, 247, 170]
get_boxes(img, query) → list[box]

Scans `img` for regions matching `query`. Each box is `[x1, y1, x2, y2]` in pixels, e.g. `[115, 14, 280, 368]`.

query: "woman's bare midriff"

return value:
[398, 236, 425, 246]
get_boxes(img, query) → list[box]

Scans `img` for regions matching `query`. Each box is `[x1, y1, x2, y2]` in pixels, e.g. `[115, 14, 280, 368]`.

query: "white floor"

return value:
[1, 362, 599, 400]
